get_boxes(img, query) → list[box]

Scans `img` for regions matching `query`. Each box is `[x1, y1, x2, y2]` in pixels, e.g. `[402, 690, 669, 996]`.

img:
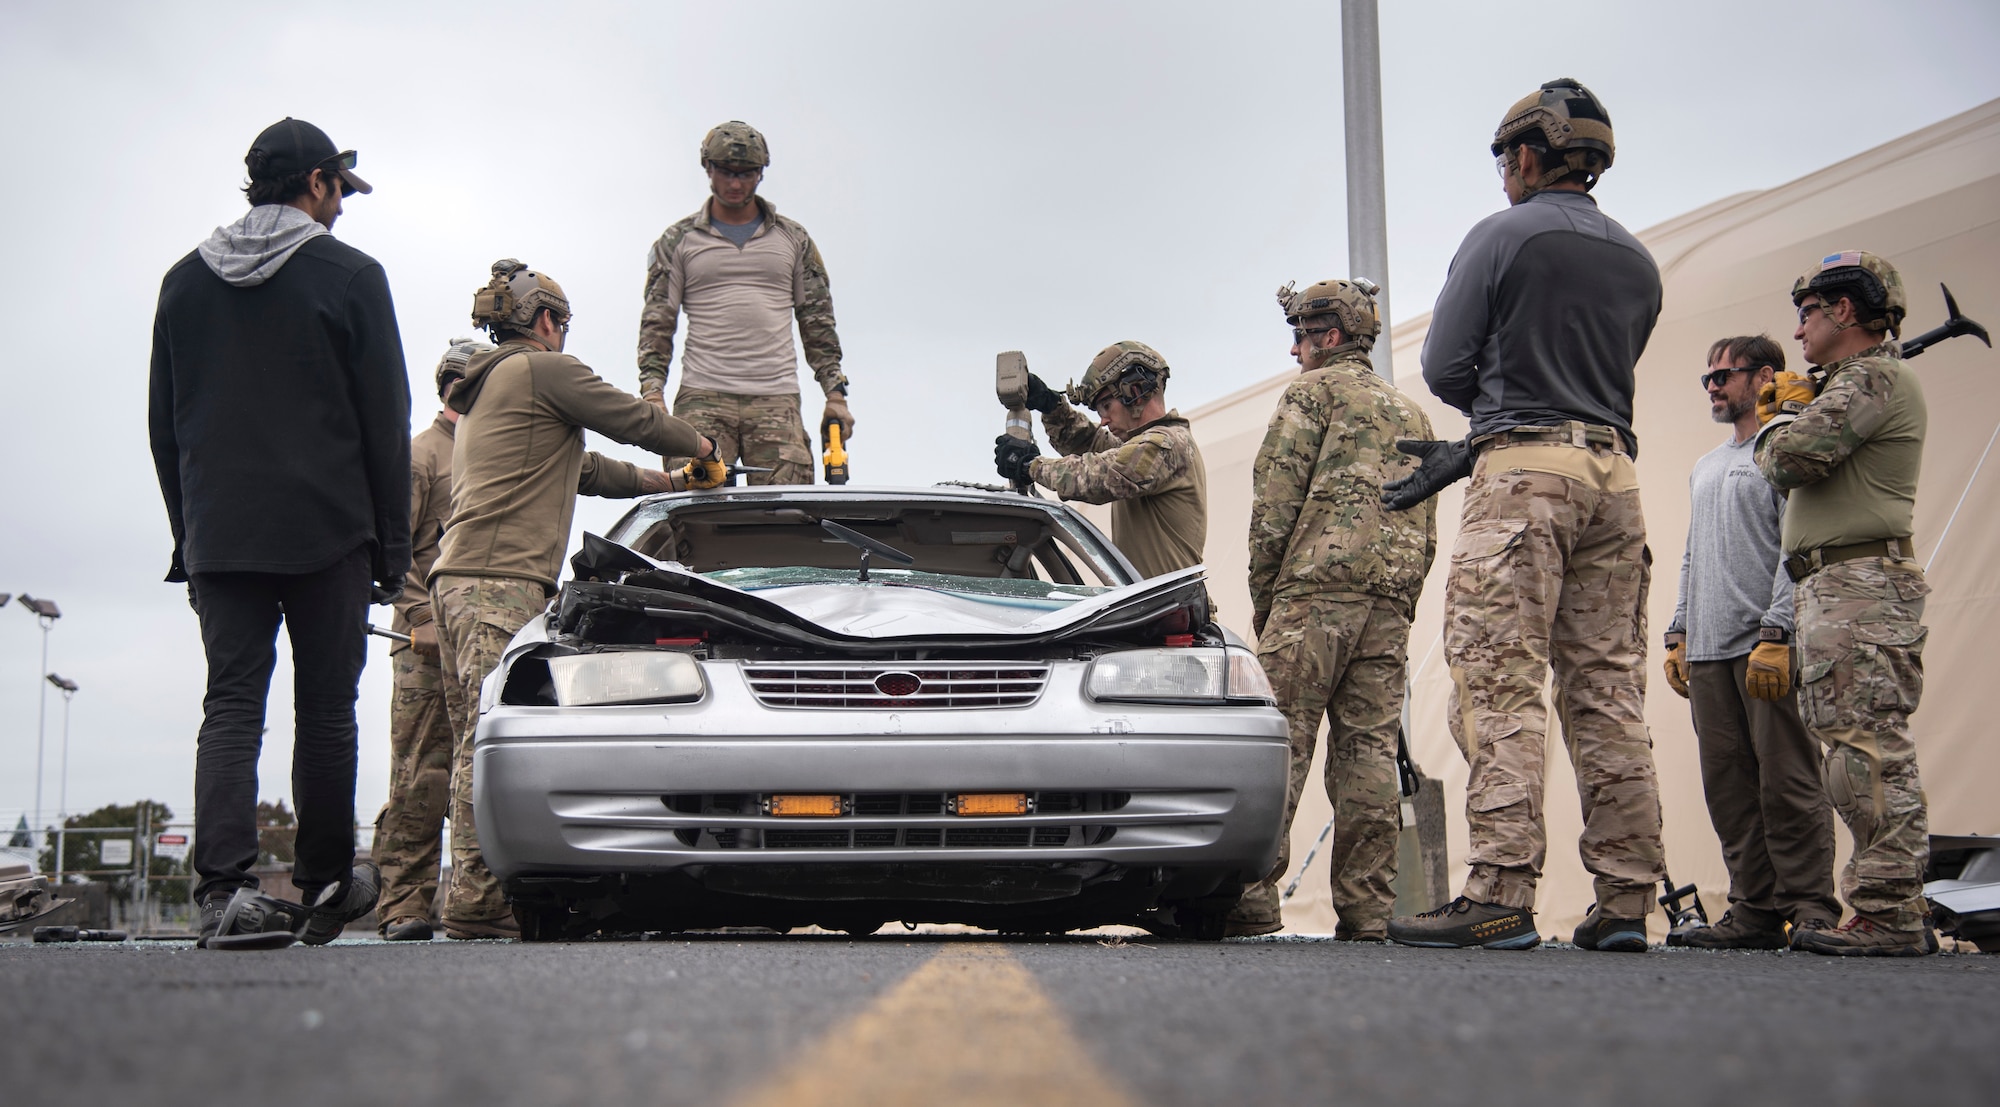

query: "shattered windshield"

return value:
[705, 566, 1109, 609]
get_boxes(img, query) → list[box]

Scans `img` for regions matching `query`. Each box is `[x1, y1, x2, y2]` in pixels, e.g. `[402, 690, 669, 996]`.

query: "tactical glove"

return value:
[1662, 641, 1690, 699]
[681, 436, 728, 490]
[1756, 372, 1818, 425]
[994, 434, 1041, 484]
[1025, 373, 1063, 414]
[370, 583, 403, 606]
[409, 621, 440, 659]
[1744, 642, 1791, 700]
[1380, 438, 1474, 511]
[822, 393, 855, 443]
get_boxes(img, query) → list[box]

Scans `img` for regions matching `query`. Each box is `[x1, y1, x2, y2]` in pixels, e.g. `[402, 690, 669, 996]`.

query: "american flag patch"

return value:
[1821, 250, 1863, 270]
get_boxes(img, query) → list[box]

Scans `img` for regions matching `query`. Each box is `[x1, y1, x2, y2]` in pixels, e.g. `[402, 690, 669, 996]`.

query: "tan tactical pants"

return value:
[373, 644, 455, 925]
[1240, 592, 1410, 936]
[668, 386, 815, 485]
[1444, 443, 1665, 918]
[1795, 557, 1931, 930]
[434, 575, 546, 927]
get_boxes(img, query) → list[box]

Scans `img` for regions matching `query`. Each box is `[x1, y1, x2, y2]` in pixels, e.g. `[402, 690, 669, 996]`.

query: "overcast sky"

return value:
[3, 0, 1996, 834]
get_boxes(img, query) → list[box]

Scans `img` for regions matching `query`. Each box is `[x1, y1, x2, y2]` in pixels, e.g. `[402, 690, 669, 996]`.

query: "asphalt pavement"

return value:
[5, 932, 1993, 1106]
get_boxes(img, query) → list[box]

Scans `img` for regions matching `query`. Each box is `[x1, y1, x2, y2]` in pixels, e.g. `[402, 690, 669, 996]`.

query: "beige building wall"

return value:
[1185, 99, 2000, 938]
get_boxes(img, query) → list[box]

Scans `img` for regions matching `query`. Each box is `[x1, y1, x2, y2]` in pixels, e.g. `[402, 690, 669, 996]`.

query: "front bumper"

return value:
[472, 702, 1288, 889]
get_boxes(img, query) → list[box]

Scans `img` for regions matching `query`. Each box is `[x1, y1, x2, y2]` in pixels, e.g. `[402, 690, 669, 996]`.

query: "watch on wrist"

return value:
[1757, 626, 1790, 644]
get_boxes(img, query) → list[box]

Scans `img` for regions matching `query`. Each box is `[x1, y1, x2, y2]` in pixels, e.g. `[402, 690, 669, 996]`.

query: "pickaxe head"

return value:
[1900, 283, 1992, 359]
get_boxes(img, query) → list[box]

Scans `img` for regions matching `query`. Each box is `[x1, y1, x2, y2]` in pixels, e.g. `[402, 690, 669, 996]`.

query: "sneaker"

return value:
[381, 917, 435, 942]
[299, 862, 381, 946]
[1678, 910, 1789, 951]
[443, 914, 521, 941]
[200, 887, 306, 951]
[1571, 905, 1649, 952]
[1388, 897, 1540, 949]
[1792, 914, 1937, 957]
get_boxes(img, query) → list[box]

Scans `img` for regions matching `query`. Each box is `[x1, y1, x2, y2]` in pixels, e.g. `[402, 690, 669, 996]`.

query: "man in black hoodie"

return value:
[149, 118, 410, 950]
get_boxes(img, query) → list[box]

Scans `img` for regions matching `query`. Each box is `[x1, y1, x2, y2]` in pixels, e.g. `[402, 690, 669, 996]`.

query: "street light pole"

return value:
[17, 595, 63, 846]
[48, 674, 78, 884]
[1341, 0, 1393, 384]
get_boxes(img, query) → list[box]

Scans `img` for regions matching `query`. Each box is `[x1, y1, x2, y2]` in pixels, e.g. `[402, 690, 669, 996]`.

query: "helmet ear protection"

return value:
[1107, 365, 1163, 410]
[1066, 341, 1172, 412]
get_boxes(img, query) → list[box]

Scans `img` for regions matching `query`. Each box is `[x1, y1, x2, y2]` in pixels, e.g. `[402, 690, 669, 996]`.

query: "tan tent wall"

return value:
[1185, 98, 2000, 938]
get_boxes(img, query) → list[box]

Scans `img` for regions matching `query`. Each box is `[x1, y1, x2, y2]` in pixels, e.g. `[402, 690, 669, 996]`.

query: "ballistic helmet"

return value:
[1791, 250, 1907, 338]
[1492, 78, 1615, 192]
[1066, 341, 1171, 410]
[1278, 277, 1382, 349]
[435, 336, 495, 398]
[701, 121, 770, 168]
[470, 259, 571, 338]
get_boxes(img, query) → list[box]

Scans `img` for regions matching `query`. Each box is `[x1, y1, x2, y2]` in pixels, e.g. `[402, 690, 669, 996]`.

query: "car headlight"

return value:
[1085, 646, 1276, 706]
[545, 651, 706, 707]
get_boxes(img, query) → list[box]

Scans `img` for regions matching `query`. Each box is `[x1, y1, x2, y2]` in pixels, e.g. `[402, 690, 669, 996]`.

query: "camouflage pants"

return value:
[373, 645, 455, 925]
[434, 575, 546, 926]
[1796, 557, 1930, 930]
[1239, 593, 1409, 936]
[1443, 444, 1665, 917]
[669, 386, 815, 485]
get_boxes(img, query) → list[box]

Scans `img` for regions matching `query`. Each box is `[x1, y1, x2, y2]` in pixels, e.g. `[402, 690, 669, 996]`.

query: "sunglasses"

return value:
[1796, 301, 1829, 326]
[712, 164, 761, 181]
[1698, 365, 1765, 390]
[1292, 325, 1336, 343]
[319, 151, 360, 197]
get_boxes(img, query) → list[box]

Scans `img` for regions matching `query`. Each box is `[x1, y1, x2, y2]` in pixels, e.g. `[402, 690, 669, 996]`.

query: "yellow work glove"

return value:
[822, 393, 855, 443]
[1757, 372, 1818, 425]
[1662, 640, 1690, 699]
[1745, 641, 1792, 700]
[680, 437, 727, 490]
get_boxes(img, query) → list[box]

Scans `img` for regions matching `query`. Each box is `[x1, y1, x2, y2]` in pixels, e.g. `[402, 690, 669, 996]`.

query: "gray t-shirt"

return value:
[712, 215, 763, 248]
[1670, 434, 1795, 661]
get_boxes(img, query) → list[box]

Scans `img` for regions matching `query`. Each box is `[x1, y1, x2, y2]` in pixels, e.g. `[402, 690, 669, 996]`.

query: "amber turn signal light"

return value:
[953, 793, 1031, 816]
[767, 794, 844, 817]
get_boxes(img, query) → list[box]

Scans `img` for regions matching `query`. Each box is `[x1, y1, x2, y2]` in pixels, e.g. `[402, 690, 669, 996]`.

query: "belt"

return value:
[1783, 536, 1914, 583]
[1472, 421, 1627, 454]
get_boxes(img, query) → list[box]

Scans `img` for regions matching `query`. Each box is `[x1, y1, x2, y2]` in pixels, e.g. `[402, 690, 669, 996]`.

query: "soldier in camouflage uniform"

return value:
[1386, 79, 1667, 952]
[1226, 279, 1437, 939]
[373, 338, 490, 940]
[994, 341, 1206, 579]
[1754, 250, 1934, 956]
[434, 261, 720, 939]
[638, 121, 849, 485]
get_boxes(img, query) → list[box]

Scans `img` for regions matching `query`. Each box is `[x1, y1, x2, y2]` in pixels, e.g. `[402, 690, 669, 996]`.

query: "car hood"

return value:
[555, 532, 1212, 651]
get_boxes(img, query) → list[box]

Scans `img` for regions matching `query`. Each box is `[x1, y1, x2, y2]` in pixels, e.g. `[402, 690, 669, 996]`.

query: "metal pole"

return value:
[1341, 0, 1393, 384]
[33, 617, 49, 846]
[55, 689, 72, 885]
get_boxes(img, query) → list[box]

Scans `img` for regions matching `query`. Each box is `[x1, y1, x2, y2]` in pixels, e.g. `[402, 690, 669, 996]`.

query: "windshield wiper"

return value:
[820, 519, 916, 582]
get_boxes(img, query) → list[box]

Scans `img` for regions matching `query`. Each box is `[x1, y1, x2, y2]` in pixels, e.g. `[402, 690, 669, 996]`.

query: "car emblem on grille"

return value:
[875, 671, 922, 697]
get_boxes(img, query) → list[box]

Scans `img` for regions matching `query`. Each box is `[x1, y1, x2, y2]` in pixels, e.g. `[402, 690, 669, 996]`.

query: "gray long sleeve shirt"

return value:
[1669, 435, 1795, 661]
[1420, 190, 1661, 457]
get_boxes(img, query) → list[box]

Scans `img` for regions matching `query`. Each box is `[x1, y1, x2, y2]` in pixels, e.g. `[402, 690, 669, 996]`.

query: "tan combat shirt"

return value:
[1755, 339, 1927, 554]
[1031, 404, 1207, 580]
[389, 412, 455, 652]
[636, 196, 845, 401]
[1248, 354, 1437, 623]
[433, 342, 705, 593]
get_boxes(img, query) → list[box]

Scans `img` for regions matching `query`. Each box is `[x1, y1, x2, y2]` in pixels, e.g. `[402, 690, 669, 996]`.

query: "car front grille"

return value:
[661, 791, 1126, 851]
[741, 663, 1050, 709]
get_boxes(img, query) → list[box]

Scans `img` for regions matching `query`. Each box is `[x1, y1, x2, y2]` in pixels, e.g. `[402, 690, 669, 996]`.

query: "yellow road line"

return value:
[726, 943, 1142, 1107]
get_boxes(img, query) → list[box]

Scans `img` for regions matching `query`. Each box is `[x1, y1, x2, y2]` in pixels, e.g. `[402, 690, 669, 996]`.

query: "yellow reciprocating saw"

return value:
[822, 417, 849, 484]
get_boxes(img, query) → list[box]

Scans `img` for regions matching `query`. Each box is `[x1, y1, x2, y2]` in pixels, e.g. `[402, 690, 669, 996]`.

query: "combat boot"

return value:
[299, 862, 381, 946]
[1570, 905, 1648, 952]
[1678, 910, 1789, 951]
[1792, 915, 1937, 957]
[381, 917, 435, 942]
[1387, 897, 1540, 949]
[444, 914, 521, 941]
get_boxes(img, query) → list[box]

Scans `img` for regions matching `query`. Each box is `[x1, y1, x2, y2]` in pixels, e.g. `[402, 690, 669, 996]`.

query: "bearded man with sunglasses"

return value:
[993, 341, 1207, 581]
[638, 121, 849, 485]
[1664, 335, 1839, 950]
[150, 118, 407, 949]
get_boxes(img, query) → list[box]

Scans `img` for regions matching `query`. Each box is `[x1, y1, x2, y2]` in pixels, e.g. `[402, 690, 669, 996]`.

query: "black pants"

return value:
[190, 546, 370, 902]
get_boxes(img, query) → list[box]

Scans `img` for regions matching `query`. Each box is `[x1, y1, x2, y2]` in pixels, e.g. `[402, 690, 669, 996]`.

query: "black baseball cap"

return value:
[246, 117, 373, 195]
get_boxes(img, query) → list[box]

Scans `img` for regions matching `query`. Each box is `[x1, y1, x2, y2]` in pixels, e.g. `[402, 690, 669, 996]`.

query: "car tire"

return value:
[513, 900, 576, 943]
[1173, 905, 1230, 942]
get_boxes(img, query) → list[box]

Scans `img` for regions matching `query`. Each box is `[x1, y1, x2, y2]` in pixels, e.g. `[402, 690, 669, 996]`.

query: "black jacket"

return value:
[1420, 190, 1661, 457]
[149, 233, 411, 583]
